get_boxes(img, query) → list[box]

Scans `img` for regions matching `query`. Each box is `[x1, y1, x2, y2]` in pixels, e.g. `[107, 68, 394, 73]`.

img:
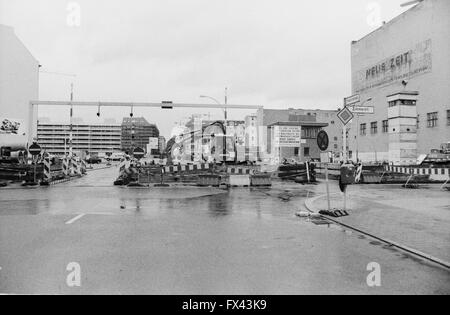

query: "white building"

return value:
[349, 0, 450, 163]
[37, 123, 122, 156]
[0, 24, 39, 147]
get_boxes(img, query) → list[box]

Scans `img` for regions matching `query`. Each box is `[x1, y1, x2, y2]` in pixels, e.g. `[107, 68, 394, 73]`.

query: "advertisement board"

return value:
[274, 126, 302, 148]
[353, 39, 432, 93]
[148, 137, 159, 150]
[0, 117, 28, 149]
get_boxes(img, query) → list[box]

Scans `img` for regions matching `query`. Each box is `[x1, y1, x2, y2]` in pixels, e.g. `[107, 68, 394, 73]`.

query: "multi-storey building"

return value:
[37, 122, 122, 156]
[348, 0, 450, 163]
[121, 117, 160, 154]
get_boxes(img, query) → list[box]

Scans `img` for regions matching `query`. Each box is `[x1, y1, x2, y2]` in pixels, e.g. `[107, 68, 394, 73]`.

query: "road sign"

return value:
[317, 130, 329, 152]
[344, 94, 360, 106]
[337, 107, 354, 126]
[133, 147, 145, 159]
[28, 143, 41, 156]
[350, 105, 375, 114]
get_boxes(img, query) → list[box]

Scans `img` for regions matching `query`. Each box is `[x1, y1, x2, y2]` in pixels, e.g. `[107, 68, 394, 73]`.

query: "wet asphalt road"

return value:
[0, 167, 449, 294]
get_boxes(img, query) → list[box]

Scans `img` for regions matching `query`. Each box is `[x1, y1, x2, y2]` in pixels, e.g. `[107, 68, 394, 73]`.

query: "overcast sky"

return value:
[0, 0, 411, 137]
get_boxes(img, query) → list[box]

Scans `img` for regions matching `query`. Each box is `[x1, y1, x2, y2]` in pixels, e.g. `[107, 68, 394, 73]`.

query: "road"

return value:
[0, 166, 449, 294]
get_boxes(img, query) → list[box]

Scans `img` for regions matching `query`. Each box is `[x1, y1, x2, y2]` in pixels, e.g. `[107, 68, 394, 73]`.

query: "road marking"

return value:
[65, 213, 86, 225]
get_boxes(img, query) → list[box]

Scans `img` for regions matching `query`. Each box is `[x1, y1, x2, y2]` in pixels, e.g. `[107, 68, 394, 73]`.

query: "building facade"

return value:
[256, 108, 342, 162]
[37, 123, 122, 156]
[349, 0, 450, 163]
[0, 24, 39, 147]
[121, 117, 160, 154]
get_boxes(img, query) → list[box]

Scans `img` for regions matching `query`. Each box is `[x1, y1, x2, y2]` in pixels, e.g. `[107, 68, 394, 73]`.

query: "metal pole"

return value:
[342, 124, 347, 162]
[356, 114, 359, 162]
[224, 87, 228, 122]
[69, 83, 74, 157]
[33, 156, 37, 183]
[343, 190, 347, 211]
[325, 164, 331, 211]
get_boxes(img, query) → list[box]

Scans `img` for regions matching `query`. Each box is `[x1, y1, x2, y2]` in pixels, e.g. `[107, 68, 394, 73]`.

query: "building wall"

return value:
[121, 117, 160, 154]
[0, 25, 39, 145]
[349, 0, 450, 162]
[256, 108, 342, 161]
[37, 124, 122, 155]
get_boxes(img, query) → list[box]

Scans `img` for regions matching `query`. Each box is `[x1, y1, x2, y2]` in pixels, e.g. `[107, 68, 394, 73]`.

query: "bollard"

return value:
[62, 157, 69, 177]
[42, 154, 52, 185]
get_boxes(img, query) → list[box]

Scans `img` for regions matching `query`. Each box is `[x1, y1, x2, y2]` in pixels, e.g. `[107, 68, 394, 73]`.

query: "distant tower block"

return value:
[387, 91, 419, 165]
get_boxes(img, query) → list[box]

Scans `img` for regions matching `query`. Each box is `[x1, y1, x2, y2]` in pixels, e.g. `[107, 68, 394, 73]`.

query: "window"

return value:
[447, 110, 450, 126]
[294, 147, 299, 156]
[331, 120, 335, 124]
[360, 123, 367, 136]
[382, 120, 389, 133]
[303, 147, 310, 157]
[427, 112, 438, 128]
[334, 136, 338, 141]
[417, 115, 420, 129]
[370, 122, 378, 134]
[334, 144, 338, 149]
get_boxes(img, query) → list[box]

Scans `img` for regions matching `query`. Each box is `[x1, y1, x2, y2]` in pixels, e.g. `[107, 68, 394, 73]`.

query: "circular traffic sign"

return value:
[317, 130, 329, 151]
[28, 143, 42, 156]
[133, 147, 145, 159]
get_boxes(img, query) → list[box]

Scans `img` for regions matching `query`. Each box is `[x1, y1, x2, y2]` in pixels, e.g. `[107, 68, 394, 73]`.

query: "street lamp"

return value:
[199, 90, 228, 122]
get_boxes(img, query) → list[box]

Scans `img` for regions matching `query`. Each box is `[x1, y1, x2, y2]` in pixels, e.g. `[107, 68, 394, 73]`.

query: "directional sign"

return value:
[317, 130, 329, 151]
[337, 107, 354, 126]
[28, 143, 42, 156]
[133, 147, 145, 159]
[350, 106, 375, 114]
[344, 94, 360, 107]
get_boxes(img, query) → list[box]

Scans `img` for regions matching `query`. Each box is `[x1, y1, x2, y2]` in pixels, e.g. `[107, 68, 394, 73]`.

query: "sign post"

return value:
[337, 106, 354, 162]
[28, 143, 41, 184]
[317, 130, 331, 210]
[133, 147, 145, 160]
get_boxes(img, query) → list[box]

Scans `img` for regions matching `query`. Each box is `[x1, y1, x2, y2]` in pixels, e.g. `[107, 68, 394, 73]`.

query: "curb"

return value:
[303, 194, 450, 270]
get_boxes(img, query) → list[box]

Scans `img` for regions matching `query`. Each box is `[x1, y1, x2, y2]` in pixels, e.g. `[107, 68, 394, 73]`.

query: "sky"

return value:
[0, 0, 412, 138]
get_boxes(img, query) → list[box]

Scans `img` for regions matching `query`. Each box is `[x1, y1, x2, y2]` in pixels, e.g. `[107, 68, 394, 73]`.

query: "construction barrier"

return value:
[62, 158, 69, 176]
[227, 166, 255, 175]
[229, 175, 250, 187]
[384, 165, 450, 182]
[197, 174, 221, 187]
[164, 163, 213, 173]
[42, 155, 52, 184]
[250, 174, 272, 187]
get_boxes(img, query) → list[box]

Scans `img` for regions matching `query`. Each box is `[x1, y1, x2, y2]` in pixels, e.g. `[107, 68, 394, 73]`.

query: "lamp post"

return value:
[200, 88, 228, 124]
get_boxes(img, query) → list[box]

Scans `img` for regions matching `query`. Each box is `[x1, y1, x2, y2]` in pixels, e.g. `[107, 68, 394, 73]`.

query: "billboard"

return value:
[274, 126, 302, 148]
[353, 39, 432, 93]
[148, 137, 159, 150]
[0, 117, 28, 149]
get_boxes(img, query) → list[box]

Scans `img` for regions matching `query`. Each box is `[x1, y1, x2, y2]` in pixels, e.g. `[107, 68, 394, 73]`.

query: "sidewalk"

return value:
[306, 183, 450, 262]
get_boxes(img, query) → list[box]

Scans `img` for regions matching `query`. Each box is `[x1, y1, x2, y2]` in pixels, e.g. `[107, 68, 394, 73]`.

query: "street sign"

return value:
[344, 94, 360, 106]
[133, 147, 145, 159]
[317, 130, 329, 152]
[350, 105, 375, 114]
[273, 126, 302, 148]
[28, 143, 41, 156]
[337, 107, 354, 126]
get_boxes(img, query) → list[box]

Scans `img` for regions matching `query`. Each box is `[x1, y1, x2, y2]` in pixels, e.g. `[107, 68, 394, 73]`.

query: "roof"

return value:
[268, 121, 328, 128]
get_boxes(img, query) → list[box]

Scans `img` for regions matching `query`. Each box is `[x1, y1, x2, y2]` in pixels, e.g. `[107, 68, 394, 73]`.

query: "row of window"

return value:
[359, 110, 450, 135]
[359, 120, 389, 136]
